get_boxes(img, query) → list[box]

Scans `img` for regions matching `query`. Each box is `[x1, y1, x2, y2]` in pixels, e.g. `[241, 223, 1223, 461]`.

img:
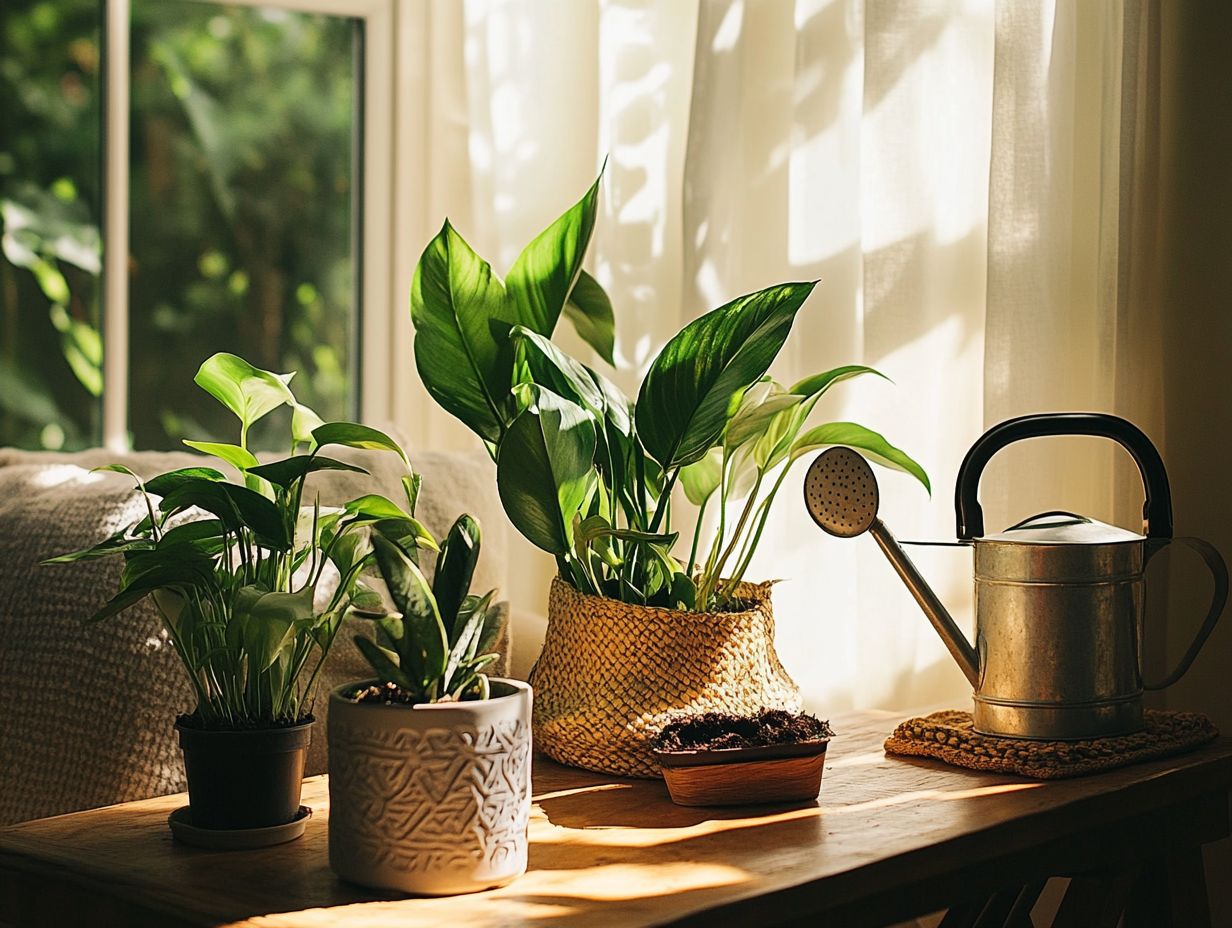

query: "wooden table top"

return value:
[2, 709, 1230, 927]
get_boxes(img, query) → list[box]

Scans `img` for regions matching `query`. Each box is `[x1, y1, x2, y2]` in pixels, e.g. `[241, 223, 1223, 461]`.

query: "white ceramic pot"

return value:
[327, 678, 532, 895]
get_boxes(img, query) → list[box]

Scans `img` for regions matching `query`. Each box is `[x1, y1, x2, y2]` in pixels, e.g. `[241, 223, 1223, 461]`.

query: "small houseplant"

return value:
[651, 709, 835, 807]
[411, 171, 928, 776]
[48, 353, 425, 836]
[328, 518, 531, 896]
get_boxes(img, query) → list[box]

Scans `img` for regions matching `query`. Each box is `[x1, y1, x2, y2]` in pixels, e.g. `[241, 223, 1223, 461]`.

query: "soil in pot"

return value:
[176, 715, 313, 831]
[651, 709, 834, 807]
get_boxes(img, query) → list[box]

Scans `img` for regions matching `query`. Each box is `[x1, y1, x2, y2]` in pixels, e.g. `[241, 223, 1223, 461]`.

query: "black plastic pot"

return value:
[176, 718, 313, 830]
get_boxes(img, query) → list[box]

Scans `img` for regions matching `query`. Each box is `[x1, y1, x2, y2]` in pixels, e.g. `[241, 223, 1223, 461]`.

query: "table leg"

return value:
[1124, 847, 1212, 928]
[1052, 870, 1135, 928]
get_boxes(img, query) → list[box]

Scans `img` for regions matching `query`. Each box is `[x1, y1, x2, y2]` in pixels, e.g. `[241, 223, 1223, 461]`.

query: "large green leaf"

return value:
[753, 365, 889, 469]
[159, 477, 291, 549]
[410, 221, 510, 443]
[790, 422, 931, 494]
[432, 514, 481, 636]
[505, 173, 602, 339]
[724, 380, 803, 450]
[182, 440, 259, 471]
[247, 455, 368, 489]
[636, 281, 818, 469]
[143, 466, 228, 497]
[371, 533, 448, 690]
[496, 387, 597, 555]
[311, 422, 408, 466]
[679, 447, 724, 506]
[235, 586, 315, 671]
[563, 269, 615, 364]
[194, 353, 294, 431]
[510, 325, 605, 415]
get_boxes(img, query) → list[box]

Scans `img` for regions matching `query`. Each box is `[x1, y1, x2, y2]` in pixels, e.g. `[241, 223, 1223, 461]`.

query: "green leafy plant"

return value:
[349, 516, 504, 703]
[47, 352, 430, 729]
[411, 171, 929, 612]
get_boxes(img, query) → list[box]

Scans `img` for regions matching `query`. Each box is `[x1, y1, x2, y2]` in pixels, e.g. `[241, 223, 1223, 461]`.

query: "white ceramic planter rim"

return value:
[329, 676, 530, 712]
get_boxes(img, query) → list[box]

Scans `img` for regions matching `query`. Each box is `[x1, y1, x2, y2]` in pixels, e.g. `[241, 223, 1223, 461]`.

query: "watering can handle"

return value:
[1142, 536, 1229, 690]
[955, 413, 1173, 540]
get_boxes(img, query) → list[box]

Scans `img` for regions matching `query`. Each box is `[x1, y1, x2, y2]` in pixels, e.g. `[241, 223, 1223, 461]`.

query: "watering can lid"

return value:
[980, 511, 1144, 545]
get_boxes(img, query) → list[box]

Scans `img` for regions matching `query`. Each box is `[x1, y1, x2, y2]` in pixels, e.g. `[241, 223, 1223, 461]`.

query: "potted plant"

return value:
[410, 171, 929, 777]
[651, 709, 834, 807]
[328, 517, 531, 896]
[48, 353, 425, 841]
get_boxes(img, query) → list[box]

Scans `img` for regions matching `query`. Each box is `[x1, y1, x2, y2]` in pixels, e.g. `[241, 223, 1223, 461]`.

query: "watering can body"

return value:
[814, 413, 1228, 741]
[968, 513, 1152, 739]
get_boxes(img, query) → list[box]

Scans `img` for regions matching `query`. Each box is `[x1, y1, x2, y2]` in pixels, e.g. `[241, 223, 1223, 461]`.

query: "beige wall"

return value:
[1148, 0, 1232, 918]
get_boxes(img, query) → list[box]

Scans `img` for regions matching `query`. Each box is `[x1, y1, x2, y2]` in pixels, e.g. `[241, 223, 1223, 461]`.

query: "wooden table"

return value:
[1, 710, 1229, 928]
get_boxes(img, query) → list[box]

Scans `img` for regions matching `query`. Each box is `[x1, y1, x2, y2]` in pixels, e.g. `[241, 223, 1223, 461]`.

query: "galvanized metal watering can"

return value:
[804, 413, 1228, 740]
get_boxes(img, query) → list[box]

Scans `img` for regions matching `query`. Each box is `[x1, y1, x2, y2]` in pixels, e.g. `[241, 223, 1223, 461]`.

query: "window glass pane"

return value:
[0, 0, 104, 451]
[128, 1, 359, 451]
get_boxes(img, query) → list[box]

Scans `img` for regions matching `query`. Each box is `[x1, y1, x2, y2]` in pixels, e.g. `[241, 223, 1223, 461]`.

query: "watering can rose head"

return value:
[410, 168, 929, 613]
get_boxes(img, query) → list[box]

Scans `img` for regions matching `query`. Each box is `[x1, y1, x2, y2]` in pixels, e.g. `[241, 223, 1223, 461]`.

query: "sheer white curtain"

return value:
[399, 0, 1148, 713]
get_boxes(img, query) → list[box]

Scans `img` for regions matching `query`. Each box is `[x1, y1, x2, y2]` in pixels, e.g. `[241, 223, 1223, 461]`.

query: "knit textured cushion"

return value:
[883, 709, 1218, 779]
[0, 443, 508, 825]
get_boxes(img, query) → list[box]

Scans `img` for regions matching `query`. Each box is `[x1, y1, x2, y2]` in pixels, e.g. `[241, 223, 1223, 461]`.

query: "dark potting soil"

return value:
[347, 682, 483, 705]
[652, 708, 835, 753]
[174, 713, 314, 732]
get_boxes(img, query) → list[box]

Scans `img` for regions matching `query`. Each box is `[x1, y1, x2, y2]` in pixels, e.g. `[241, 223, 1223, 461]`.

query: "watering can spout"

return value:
[802, 446, 980, 688]
[867, 520, 981, 689]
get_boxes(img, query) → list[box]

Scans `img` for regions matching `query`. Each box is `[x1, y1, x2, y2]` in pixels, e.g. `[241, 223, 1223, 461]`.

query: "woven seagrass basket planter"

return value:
[530, 576, 803, 778]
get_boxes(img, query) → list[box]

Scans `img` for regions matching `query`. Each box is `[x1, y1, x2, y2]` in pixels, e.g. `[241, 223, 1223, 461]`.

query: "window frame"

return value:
[101, 0, 401, 449]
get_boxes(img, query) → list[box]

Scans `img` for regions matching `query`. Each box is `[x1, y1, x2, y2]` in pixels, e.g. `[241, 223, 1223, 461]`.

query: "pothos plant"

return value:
[47, 353, 433, 729]
[412, 172, 929, 612]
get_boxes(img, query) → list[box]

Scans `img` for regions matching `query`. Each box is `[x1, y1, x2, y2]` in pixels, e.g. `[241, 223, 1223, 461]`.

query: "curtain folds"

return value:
[400, 0, 1167, 713]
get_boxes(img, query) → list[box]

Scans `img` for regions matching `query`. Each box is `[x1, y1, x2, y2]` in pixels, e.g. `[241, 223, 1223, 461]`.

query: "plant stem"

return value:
[686, 495, 710, 578]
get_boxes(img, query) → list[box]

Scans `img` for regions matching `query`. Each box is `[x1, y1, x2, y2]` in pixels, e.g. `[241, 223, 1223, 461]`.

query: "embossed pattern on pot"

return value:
[327, 679, 532, 895]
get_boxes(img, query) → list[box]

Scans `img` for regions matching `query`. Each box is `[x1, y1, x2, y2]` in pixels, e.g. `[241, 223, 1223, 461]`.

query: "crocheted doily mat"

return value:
[884, 709, 1218, 779]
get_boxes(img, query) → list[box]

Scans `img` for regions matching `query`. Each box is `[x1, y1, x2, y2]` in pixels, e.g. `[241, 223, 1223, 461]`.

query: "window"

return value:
[0, 0, 400, 452]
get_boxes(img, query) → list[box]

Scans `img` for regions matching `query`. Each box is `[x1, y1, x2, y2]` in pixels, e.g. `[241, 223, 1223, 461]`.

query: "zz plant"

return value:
[350, 516, 504, 703]
[48, 353, 432, 729]
[412, 172, 929, 612]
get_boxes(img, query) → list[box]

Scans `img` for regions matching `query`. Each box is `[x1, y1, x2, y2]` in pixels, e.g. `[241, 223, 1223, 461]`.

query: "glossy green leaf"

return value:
[433, 514, 481, 635]
[194, 352, 294, 430]
[790, 422, 931, 494]
[291, 404, 326, 445]
[248, 455, 369, 488]
[371, 533, 448, 689]
[311, 422, 408, 467]
[636, 281, 818, 469]
[754, 365, 889, 469]
[511, 325, 605, 415]
[505, 173, 602, 339]
[563, 269, 615, 364]
[159, 477, 291, 549]
[143, 466, 228, 498]
[183, 440, 259, 471]
[724, 381, 803, 450]
[410, 221, 510, 443]
[236, 586, 315, 671]
[679, 447, 724, 506]
[496, 387, 597, 555]
[354, 637, 414, 691]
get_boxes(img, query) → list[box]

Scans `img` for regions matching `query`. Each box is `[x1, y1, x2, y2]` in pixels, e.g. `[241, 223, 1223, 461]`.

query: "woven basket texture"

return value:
[884, 709, 1218, 779]
[530, 576, 802, 778]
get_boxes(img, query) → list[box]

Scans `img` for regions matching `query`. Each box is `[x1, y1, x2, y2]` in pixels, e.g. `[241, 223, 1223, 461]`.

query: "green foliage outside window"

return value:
[0, 0, 358, 452]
